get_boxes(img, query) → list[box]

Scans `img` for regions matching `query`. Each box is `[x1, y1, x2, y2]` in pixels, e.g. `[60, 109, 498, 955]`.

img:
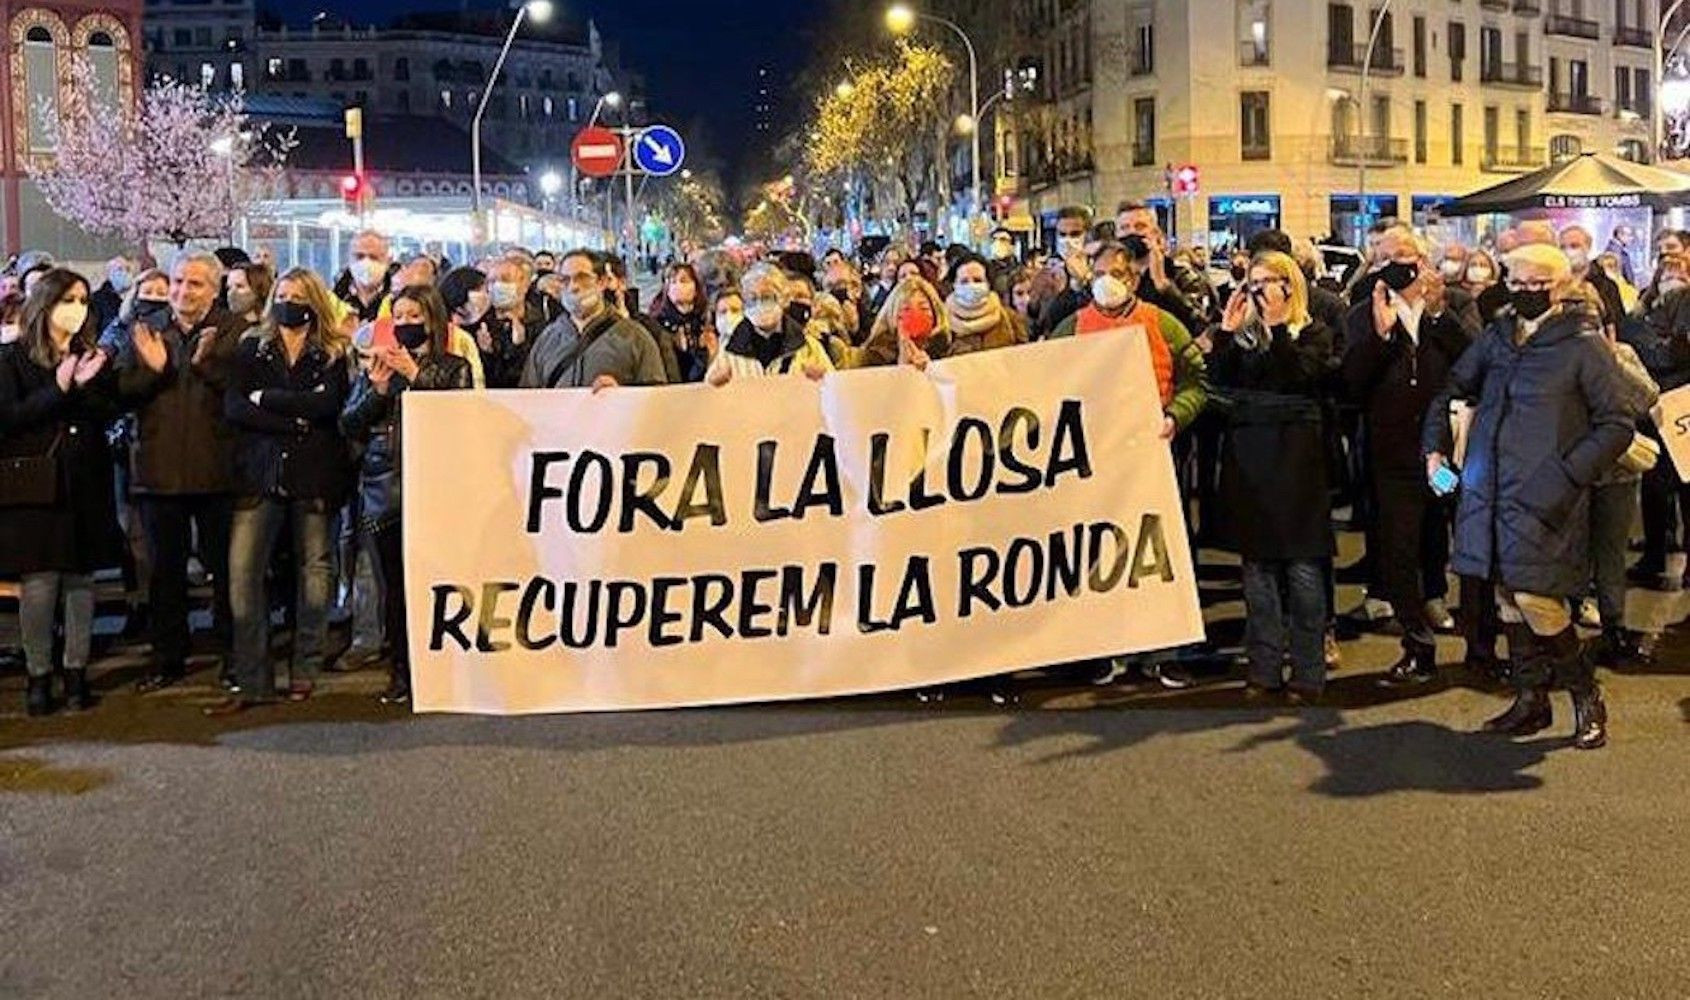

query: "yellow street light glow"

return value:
[885, 4, 916, 34]
[525, 0, 553, 23]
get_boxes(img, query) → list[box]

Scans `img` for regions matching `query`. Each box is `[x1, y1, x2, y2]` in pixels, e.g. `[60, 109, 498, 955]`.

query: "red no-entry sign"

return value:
[571, 126, 623, 178]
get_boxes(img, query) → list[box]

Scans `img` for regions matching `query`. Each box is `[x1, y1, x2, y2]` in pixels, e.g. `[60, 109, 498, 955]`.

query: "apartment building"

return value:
[998, 0, 1657, 246]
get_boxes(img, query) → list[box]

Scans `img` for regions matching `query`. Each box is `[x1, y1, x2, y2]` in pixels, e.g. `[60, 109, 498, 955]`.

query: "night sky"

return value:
[270, 0, 826, 194]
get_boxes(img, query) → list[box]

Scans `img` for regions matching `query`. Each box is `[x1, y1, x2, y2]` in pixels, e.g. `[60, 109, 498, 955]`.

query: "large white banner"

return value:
[1653, 385, 1690, 483]
[403, 334, 1205, 714]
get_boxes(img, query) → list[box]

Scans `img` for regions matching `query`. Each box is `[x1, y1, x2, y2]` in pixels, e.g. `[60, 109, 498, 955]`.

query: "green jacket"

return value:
[1049, 303, 1208, 431]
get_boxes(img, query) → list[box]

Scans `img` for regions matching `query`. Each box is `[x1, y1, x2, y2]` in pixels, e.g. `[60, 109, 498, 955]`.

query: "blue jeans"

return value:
[229, 498, 334, 695]
[1241, 559, 1327, 693]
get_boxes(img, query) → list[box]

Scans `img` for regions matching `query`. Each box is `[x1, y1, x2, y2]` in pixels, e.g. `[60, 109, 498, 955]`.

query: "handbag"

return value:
[1617, 431, 1660, 475]
[0, 429, 63, 506]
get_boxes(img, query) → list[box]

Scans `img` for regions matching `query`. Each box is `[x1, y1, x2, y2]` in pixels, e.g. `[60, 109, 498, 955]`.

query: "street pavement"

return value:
[3, 556, 1690, 999]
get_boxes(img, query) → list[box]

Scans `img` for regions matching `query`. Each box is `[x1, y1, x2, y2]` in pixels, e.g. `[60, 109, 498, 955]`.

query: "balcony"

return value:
[1239, 40, 1270, 67]
[1512, 0, 1541, 14]
[1614, 25, 1651, 48]
[1544, 14, 1599, 39]
[1130, 51, 1153, 76]
[1328, 44, 1404, 74]
[1479, 0, 1508, 9]
[1547, 92, 1606, 115]
[1329, 135, 1409, 165]
[1132, 143, 1155, 166]
[1480, 61, 1543, 89]
[1481, 145, 1546, 172]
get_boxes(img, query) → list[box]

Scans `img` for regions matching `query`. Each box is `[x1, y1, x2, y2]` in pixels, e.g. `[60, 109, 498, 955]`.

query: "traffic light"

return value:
[341, 173, 371, 213]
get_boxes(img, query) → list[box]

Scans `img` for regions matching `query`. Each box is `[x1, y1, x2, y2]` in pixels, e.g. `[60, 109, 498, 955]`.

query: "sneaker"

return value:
[1147, 662, 1195, 690]
[1090, 659, 1131, 686]
[1576, 598, 1602, 630]
[1425, 598, 1456, 632]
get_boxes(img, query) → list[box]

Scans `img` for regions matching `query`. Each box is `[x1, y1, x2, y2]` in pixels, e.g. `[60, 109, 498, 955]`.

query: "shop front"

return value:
[1207, 194, 1282, 251]
[1328, 193, 1401, 247]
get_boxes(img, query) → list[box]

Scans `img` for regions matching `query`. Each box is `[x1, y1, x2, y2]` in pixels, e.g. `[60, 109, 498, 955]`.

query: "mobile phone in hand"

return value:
[1429, 464, 1460, 497]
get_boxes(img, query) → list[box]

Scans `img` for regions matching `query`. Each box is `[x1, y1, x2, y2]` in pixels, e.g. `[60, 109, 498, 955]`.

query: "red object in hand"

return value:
[897, 306, 936, 344]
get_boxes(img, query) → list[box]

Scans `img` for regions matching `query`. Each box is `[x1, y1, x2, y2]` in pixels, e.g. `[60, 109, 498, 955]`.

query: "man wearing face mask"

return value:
[337, 230, 394, 325]
[1558, 225, 1625, 334]
[475, 257, 549, 388]
[1116, 201, 1211, 330]
[520, 249, 669, 390]
[91, 255, 135, 334]
[1433, 244, 1483, 338]
[1341, 226, 1472, 685]
[1036, 205, 1096, 337]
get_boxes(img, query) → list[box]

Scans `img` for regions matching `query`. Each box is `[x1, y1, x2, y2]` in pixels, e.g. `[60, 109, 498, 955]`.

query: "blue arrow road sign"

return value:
[632, 125, 685, 177]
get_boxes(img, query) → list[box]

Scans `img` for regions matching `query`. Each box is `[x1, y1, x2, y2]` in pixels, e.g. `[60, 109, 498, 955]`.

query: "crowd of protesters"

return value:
[2, 206, 1685, 751]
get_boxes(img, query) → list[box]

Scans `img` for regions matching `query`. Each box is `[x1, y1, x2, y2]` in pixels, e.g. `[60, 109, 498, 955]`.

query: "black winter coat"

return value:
[648, 295, 711, 382]
[339, 350, 473, 533]
[0, 344, 123, 575]
[224, 334, 353, 506]
[113, 307, 248, 494]
[1208, 320, 1337, 561]
[1423, 308, 1637, 597]
[1342, 301, 1471, 477]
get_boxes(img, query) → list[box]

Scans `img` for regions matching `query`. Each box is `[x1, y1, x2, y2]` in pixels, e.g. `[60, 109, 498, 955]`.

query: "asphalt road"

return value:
[4, 575, 1690, 998]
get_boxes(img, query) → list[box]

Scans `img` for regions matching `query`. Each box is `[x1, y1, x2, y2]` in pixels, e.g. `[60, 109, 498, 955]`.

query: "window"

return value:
[1617, 66, 1632, 109]
[394, 57, 409, 81]
[173, 28, 192, 47]
[229, 62, 243, 89]
[1637, 68, 1652, 117]
[1570, 59, 1589, 97]
[1549, 134, 1582, 161]
[352, 57, 369, 81]
[1414, 99, 1427, 163]
[22, 24, 58, 153]
[329, 57, 345, 80]
[1479, 26, 1500, 78]
[266, 56, 282, 79]
[87, 31, 119, 110]
[519, 93, 530, 119]
[439, 89, 451, 110]
[193, 27, 211, 47]
[543, 95, 554, 116]
[200, 62, 215, 88]
[1515, 107, 1530, 154]
[1329, 3, 1355, 57]
[1617, 138, 1648, 162]
[567, 96, 579, 121]
[397, 90, 409, 112]
[1241, 91, 1271, 159]
[1242, 0, 1270, 66]
[1451, 102, 1463, 165]
[1370, 94, 1389, 140]
[1133, 22, 1154, 74]
[1483, 105, 1499, 158]
[1448, 22, 1465, 82]
[287, 58, 306, 81]
[1412, 16, 1426, 77]
[1133, 97, 1155, 165]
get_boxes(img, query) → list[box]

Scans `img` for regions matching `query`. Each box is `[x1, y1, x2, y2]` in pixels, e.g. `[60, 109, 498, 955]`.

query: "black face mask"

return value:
[1230, 265, 1247, 282]
[1511, 289, 1553, 320]
[269, 301, 314, 329]
[134, 298, 172, 330]
[786, 302, 813, 327]
[394, 322, 430, 350]
[1378, 260, 1420, 292]
[827, 286, 850, 304]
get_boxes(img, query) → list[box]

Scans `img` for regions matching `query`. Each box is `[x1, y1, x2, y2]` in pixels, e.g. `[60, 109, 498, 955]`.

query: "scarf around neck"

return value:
[947, 291, 1003, 337]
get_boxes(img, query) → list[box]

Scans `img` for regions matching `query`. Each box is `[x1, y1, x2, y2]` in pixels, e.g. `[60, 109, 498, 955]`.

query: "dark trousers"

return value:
[372, 522, 409, 687]
[1638, 431, 1689, 570]
[139, 492, 233, 669]
[1459, 575, 1501, 661]
[1375, 475, 1439, 646]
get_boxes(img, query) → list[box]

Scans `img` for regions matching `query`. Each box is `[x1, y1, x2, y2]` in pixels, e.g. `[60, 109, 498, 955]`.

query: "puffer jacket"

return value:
[1422, 306, 1637, 597]
[224, 333, 353, 505]
[339, 350, 473, 532]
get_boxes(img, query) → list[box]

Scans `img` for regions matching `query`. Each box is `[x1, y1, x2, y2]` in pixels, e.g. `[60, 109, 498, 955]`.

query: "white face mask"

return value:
[1660, 278, 1687, 296]
[1439, 259, 1464, 280]
[953, 282, 990, 309]
[716, 310, 743, 336]
[747, 301, 784, 332]
[0, 323, 19, 344]
[1466, 264, 1494, 284]
[1091, 275, 1131, 310]
[50, 302, 89, 335]
[1563, 247, 1589, 271]
[990, 240, 1014, 261]
[350, 258, 386, 288]
[1057, 235, 1083, 257]
[490, 281, 520, 310]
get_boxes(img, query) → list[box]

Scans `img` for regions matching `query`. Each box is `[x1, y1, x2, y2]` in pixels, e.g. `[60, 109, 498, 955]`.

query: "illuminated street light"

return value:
[954, 113, 976, 135]
[885, 3, 916, 34]
[472, 0, 554, 222]
[539, 170, 562, 196]
[835, 81, 855, 99]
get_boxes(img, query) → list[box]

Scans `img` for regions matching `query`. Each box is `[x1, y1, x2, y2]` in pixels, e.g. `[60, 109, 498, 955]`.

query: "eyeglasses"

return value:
[1245, 279, 1287, 294]
[1503, 279, 1554, 292]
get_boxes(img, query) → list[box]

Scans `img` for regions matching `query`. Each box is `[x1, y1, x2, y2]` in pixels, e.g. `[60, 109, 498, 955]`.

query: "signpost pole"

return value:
[624, 126, 637, 261]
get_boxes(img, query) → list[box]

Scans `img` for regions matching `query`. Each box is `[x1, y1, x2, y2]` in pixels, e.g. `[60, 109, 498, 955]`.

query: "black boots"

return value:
[1595, 627, 1641, 668]
[25, 675, 53, 717]
[1379, 637, 1438, 687]
[1571, 684, 1608, 750]
[1482, 686, 1553, 735]
[61, 669, 96, 712]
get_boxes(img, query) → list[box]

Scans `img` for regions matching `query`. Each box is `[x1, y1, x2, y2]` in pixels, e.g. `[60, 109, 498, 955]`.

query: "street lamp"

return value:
[886, 3, 982, 241]
[210, 134, 238, 241]
[1355, 0, 1392, 242]
[471, 0, 552, 222]
[1657, 0, 1690, 161]
[539, 168, 561, 213]
[835, 80, 855, 99]
[588, 89, 623, 128]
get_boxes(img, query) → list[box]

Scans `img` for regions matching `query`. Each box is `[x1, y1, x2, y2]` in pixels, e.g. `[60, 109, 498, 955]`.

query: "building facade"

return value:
[999, 0, 1658, 247]
[1, 0, 142, 255]
[142, 3, 626, 182]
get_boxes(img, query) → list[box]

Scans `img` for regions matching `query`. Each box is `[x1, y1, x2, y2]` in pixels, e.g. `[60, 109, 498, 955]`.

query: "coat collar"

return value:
[726, 315, 805, 358]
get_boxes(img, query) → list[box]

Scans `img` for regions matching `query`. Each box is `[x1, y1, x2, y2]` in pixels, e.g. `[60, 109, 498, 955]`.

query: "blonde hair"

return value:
[1504, 244, 1572, 282]
[1249, 250, 1310, 328]
[870, 276, 948, 342]
[263, 267, 350, 359]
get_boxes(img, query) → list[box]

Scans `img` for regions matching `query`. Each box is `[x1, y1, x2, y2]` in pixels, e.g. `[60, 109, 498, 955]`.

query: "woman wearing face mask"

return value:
[857, 275, 952, 368]
[706, 263, 832, 385]
[0, 269, 123, 716]
[1465, 249, 1510, 324]
[210, 269, 351, 712]
[340, 284, 472, 705]
[943, 253, 1027, 356]
[1208, 252, 1336, 701]
[224, 263, 274, 330]
[1424, 245, 1638, 750]
[1629, 252, 1690, 593]
[650, 263, 713, 382]
[438, 266, 505, 386]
